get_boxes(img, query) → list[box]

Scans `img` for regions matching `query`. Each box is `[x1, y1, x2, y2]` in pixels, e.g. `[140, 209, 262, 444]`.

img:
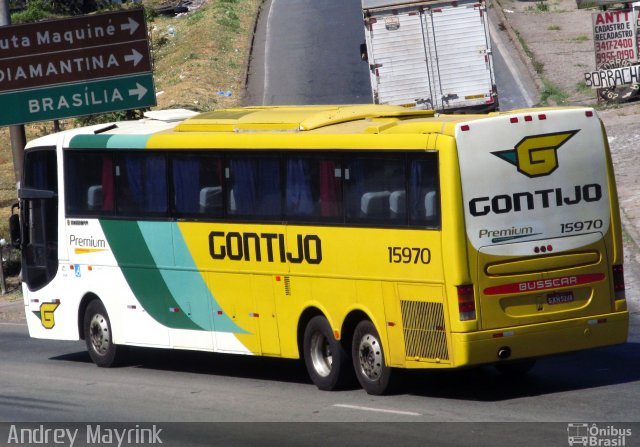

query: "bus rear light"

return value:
[524, 115, 532, 122]
[493, 331, 514, 338]
[588, 318, 608, 325]
[461, 124, 470, 131]
[538, 114, 547, 120]
[586, 110, 594, 117]
[457, 284, 476, 321]
[510, 117, 518, 123]
[612, 264, 625, 300]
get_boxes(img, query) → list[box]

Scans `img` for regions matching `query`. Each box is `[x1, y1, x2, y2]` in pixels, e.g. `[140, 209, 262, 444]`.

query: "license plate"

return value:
[547, 291, 574, 305]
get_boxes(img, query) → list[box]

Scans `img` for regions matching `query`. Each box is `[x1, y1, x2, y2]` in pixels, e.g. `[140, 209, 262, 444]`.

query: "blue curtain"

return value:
[286, 159, 313, 216]
[145, 155, 166, 213]
[173, 157, 200, 214]
[231, 159, 258, 214]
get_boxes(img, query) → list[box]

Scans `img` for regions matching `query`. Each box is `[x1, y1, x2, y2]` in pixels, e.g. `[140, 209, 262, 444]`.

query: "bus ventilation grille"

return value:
[400, 300, 449, 361]
[284, 276, 291, 296]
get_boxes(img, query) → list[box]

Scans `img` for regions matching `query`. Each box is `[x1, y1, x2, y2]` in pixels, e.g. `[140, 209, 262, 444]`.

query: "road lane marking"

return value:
[0, 322, 27, 326]
[333, 404, 421, 417]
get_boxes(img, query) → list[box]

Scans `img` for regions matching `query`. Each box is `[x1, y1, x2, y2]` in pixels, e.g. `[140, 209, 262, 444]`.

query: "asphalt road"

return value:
[1, 321, 640, 422]
[245, 0, 537, 109]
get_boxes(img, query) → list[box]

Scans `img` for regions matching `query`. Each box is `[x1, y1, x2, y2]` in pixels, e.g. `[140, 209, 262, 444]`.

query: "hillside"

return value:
[0, 0, 262, 240]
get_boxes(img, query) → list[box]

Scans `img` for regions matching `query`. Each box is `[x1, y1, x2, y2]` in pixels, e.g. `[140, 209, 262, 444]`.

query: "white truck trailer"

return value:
[361, 0, 499, 112]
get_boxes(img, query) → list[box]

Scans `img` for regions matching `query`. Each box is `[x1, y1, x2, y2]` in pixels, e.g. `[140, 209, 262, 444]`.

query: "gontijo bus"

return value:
[13, 104, 628, 395]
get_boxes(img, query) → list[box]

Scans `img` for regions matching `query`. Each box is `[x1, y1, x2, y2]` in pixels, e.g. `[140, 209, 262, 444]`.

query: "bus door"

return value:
[20, 148, 59, 292]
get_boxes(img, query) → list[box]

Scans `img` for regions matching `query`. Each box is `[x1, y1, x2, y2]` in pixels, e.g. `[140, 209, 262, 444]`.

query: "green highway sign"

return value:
[0, 9, 155, 126]
[0, 73, 155, 125]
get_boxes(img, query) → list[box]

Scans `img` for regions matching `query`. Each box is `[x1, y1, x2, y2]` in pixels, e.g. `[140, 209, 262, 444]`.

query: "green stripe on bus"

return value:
[100, 219, 203, 331]
[138, 221, 246, 334]
[69, 134, 151, 149]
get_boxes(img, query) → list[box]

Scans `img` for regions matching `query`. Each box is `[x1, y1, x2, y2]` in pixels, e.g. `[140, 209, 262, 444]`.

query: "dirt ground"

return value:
[493, 0, 600, 105]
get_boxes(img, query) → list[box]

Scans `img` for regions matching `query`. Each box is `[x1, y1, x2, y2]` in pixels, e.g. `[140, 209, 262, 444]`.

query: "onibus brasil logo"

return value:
[491, 130, 579, 178]
[567, 423, 632, 446]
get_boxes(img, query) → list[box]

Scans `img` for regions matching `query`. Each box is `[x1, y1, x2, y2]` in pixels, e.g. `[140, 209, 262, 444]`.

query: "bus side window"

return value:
[172, 153, 223, 218]
[346, 157, 404, 224]
[65, 152, 113, 215]
[116, 153, 167, 217]
[284, 155, 342, 221]
[227, 156, 282, 219]
[409, 156, 440, 228]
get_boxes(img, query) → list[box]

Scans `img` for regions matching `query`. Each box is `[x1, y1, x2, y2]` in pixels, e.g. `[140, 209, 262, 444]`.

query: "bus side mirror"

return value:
[360, 43, 368, 62]
[9, 203, 20, 249]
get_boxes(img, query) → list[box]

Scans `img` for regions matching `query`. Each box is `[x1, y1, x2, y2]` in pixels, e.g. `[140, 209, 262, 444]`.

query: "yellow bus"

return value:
[14, 105, 628, 395]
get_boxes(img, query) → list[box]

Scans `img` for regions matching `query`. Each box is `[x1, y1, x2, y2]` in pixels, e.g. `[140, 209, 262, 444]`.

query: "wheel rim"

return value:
[89, 313, 110, 356]
[310, 331, 332, 377]
[357, 333, 383, 381]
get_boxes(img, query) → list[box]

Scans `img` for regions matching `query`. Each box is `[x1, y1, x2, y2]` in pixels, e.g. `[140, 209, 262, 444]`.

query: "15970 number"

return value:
[560, 219, 603, 234]
[387, 247, 431, 264]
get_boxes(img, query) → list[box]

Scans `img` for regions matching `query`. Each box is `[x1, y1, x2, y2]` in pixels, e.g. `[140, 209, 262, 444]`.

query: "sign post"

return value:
[0, 0, 26, 184]
[0, 8, 156, 127]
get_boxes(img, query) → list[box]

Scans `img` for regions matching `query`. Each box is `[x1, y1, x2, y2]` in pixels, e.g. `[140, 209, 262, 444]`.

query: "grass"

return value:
[575, 81, 593, 96]
[539, 80, 569, 105]
[572, 35, 590, 43]
[0, 0, 261, 241]
[547, 25, 561, 31]
[526, 1, 549, 12]
[512, 27, 570, 106]
[515, 30, 544, 75]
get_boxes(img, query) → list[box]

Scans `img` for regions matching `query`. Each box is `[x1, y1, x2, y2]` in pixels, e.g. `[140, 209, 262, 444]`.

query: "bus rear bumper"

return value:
[449, 311, 629, 367]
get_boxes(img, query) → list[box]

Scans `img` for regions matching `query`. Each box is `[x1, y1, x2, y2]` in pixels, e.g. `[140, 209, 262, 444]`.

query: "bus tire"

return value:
[352, 320, 392, 395]
[303, 315, 350, 391]
[83, 300, 126, 367]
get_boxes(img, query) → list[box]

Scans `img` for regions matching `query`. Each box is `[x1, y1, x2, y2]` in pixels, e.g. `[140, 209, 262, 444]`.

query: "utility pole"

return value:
[0, 0, 27, 187]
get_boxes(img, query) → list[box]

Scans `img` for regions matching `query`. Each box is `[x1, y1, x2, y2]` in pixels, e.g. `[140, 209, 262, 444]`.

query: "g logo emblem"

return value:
[492, 131, 579, 178]
[37, 302, 60, 329]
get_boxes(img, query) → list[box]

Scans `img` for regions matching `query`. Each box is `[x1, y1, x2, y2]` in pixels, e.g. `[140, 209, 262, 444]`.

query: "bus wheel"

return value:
[352, 320, 392, 395]
[83, 300, 126, 367]
[303, 316, 350, 391]
[495, 359, 536, 376]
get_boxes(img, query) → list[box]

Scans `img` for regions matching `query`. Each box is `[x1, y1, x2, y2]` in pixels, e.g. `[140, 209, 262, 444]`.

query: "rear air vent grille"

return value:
[400, 300, 449, 360]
